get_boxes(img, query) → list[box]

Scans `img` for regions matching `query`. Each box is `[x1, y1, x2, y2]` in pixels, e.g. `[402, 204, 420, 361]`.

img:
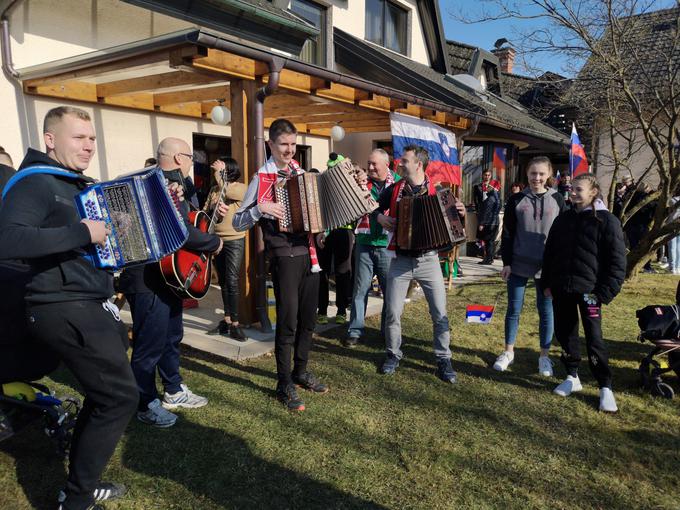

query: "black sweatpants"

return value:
[26, 300, 138, 510]
[271, 254, 320, 386]
[552, 291, 612, 388]
[318, 229, 355, 316]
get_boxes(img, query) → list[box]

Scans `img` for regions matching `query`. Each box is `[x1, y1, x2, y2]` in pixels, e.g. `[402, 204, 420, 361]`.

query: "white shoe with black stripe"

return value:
[58, 481, 126, 504]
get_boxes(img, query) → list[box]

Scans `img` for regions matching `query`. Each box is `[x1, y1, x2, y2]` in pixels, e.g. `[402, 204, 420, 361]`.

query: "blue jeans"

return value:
[504, 273, 553, 349]
[347, 243, 391, 338]
[669, 236, 680, 271]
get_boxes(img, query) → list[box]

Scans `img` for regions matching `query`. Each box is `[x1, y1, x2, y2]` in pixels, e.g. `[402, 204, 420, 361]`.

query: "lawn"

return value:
[1, 275, 679, 510]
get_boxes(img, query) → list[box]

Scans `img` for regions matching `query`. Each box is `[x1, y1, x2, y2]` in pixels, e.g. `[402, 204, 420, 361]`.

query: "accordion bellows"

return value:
[275, 159, 378, 233]
[76, 167, 189, 269]
[396, 186, 466, 251]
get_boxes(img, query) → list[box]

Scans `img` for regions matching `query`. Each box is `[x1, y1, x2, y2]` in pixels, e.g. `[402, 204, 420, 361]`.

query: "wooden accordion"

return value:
[75, 167, 189, 269]
[395, 186, 466, 251]
[274, 159, 377, 233]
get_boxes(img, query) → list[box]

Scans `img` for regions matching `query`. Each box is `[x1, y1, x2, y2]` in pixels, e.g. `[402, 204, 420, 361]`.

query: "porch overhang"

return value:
[18, 29, 477, 137]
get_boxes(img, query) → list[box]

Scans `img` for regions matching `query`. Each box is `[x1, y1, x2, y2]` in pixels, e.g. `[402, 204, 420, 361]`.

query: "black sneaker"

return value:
[58, 505, 105, 510]
[276, 383, 305, 411]
[229, 324, 247, 341]
[58, 482, 126, 504]
[207, 320, 229, 336]
[293, 371, 329, 394]
[342, 336, 359, 348]
[436, 358, 457, 384]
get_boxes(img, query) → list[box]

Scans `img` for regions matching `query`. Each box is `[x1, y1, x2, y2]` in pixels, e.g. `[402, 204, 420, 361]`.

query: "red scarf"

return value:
[386, 178, 436, 255]
[257, 157, 320, 272]
[355, 172, 396, 235]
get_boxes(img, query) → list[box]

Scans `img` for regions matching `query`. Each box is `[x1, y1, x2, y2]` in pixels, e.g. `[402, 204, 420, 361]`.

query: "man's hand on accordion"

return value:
[455, 199, 466, 218]
[168, 182, 185, 202]
[377, 213, 396, 232]
[258, 201, 286, 220]
[81, 219, 111, 246]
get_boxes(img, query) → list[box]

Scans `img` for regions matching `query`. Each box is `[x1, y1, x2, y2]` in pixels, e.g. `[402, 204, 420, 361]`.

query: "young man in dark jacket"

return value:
[233, 118, 327, 412]
[0, 106, 138, 510]
[119, 137, 225, 428]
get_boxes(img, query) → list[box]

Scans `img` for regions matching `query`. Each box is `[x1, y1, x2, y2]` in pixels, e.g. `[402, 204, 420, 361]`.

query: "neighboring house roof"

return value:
[122, 0, 318, 55]
[335, 28, 568, 147]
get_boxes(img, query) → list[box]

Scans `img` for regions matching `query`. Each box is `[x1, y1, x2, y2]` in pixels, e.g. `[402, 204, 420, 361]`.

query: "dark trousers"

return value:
[318, 229, 355, 316]
[127, 291, 184, 410]
[271, 254, 319, 385]
[552, 291, 612, 388]
[0, 266, 59, 383]
[477, 224, 498, 261]
[26, 300, 138, 510]
[214, 237, 245, 322]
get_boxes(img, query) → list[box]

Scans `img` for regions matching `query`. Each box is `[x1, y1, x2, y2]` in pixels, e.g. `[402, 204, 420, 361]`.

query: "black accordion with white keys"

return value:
[396, 186, 466, 251]
[75, 167, 189, 269]
[274, 158, 377, 233]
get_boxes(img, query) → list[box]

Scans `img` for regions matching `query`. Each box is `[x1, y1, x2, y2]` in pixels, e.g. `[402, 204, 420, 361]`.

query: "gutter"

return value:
[1, 0, 20, 80]
[252, 55, 284, 333]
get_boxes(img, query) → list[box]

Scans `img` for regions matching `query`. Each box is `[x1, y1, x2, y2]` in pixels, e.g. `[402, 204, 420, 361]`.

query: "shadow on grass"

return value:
[122, 420, 388, 510]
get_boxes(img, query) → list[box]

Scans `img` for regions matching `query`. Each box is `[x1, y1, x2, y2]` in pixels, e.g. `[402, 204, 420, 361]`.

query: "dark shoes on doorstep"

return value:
[207, 320, 247, 341]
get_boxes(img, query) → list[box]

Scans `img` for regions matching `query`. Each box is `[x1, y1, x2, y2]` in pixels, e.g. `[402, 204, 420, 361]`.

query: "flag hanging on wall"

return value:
[390, 112, 461, 185]
[492, 146, 506, 173]
[570, 123, 589, 177]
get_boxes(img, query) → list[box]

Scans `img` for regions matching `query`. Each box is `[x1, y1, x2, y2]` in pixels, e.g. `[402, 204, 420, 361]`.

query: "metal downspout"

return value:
[253, 56, 283, 333]
[1, 1, 21, 80]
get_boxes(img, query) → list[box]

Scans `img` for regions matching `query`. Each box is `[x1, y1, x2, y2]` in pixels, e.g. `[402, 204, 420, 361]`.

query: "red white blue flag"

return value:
[570, 123, 589, 177]
[492, 146, 506, 173]
[390, 113, 461, 185]
[465, 304, 495, 324]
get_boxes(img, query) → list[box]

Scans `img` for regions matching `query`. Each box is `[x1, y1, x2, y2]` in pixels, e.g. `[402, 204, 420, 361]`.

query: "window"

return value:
[290, 0, 326, 66]
[365, 0, 407, 55]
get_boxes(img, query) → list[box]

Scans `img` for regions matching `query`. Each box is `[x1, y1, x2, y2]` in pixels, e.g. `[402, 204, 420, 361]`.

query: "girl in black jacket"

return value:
[542, 174, 626, 412]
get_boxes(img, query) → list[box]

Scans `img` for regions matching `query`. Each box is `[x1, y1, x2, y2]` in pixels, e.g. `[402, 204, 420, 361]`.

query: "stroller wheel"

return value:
[652, 382, 675, 399]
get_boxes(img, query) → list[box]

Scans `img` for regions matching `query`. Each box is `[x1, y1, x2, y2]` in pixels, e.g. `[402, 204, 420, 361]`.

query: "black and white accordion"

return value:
[274, 159, 377, 233]
[395, 186, 466, 251]
[75, 167, 189, 269]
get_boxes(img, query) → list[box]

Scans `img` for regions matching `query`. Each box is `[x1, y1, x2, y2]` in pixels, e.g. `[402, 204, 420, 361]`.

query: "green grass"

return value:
[2, 275, 680, 510]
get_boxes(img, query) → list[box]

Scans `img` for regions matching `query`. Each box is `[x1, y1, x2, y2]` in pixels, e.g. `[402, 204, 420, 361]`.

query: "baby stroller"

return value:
[636, 302, 680, 399]
[0, 381, 80, 457]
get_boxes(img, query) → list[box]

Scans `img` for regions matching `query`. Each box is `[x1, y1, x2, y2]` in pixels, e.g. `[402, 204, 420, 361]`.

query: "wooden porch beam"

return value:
[153, 85, 231, 107]
[190, 48, 269, 80]
[272, 69, 330, 94]
[315, 82, 372, 104]
[96, 71, 217, 98]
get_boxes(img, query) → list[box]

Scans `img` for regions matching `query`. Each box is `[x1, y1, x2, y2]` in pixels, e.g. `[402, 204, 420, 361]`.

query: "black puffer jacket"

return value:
[542, 204, 626, 304]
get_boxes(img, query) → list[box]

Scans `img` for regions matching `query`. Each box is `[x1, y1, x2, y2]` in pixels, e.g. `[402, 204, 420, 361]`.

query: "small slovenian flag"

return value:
[570, 123, 589, 177]
[465, 304, 495, 324]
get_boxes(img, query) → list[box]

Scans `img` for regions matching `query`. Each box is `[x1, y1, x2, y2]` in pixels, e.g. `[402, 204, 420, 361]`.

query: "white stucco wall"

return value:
[333, 131, 392, 166]
[0, 0, 330, 180]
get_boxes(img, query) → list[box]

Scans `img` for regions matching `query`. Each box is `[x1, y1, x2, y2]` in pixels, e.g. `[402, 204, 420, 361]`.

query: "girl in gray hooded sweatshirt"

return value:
[493, 156, 567, 376]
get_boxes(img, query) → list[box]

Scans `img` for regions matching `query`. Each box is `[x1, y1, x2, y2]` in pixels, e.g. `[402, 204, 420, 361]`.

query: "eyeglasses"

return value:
[178, 153, 194, 161]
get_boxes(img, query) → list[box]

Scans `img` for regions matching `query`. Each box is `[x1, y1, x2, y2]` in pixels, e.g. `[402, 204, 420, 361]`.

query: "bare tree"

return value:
[456, 0, 680, 277]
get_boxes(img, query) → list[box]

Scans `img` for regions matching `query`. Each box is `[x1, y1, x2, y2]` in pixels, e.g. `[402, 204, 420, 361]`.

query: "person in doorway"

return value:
[205, 156, 248, 340]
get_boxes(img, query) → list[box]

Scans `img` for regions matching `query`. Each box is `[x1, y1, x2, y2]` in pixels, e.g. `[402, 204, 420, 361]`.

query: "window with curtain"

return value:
[365, 0, 407, 55]
[290, 0, 326, 66]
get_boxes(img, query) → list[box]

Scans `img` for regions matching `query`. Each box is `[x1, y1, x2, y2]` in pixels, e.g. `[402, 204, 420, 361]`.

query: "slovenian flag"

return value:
[570, 123, 589, 177]
[390, 112, 461, 185]
[492, 146, 506, 173]
[465, 304, 495, 324]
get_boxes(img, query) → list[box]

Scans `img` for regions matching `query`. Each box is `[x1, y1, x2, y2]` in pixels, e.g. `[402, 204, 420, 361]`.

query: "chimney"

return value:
[492, 47, 516, 74]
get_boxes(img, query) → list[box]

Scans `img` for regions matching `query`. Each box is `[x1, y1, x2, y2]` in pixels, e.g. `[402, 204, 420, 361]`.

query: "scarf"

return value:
[355, 172, 396, 235]
[257, 157, 320, 272]
[386, 178, 436, 255]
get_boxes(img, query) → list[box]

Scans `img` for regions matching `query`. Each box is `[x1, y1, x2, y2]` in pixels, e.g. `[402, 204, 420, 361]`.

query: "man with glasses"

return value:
[119, 137, 226, 428]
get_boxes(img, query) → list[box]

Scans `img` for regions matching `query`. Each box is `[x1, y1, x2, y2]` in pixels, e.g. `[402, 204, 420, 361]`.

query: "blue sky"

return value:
[439, 0, 677, 78]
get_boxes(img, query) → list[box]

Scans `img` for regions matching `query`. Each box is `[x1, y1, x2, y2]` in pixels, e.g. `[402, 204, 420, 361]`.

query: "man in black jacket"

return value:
[0, 106, 138, 510]
[119, 137, 224, 428]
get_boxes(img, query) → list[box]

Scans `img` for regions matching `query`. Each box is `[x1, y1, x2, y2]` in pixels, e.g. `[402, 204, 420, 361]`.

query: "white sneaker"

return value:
[538, 356, 554, 377]
[137, 399, 177, 428]
[162, 384, 208, 409]
[599, 387, 618, 413]
[553, 375, 583, 396]
[492, 351, 514, 371]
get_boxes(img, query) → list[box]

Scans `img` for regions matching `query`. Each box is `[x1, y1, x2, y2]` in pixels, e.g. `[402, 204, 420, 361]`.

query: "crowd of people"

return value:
[0, 106, 640, 510]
